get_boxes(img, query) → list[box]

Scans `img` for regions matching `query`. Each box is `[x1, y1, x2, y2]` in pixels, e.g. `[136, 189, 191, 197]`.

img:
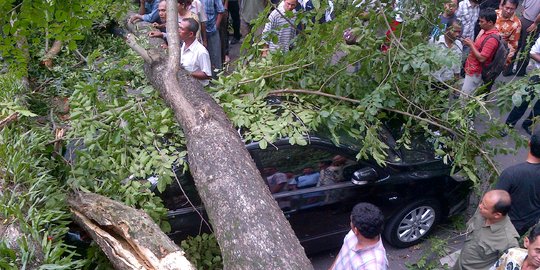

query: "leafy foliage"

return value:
[0, 75, 86, 269]
[215, 0, 526, 182]
[0, 0, 534, 267]
[181, 233, 223, 270]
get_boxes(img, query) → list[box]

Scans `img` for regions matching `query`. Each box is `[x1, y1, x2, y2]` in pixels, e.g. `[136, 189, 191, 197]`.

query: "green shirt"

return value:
[454, 211, 519, 270]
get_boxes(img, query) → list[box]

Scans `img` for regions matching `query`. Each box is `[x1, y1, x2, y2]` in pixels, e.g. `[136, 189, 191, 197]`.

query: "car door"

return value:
[155, 172, 211, 244]
[249, 140, 381, 254]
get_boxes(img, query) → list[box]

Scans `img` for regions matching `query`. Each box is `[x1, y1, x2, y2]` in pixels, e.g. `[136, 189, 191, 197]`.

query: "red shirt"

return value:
[464, 28, 500, 75]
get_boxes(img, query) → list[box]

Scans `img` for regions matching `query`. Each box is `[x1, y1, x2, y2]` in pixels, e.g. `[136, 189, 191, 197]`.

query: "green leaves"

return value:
[181, 233, 222, 270]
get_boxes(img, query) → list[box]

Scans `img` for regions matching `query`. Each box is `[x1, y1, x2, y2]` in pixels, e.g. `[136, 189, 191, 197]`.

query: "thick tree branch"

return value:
[41, 40, 62, 69]
[126, 34, 153, 63]
[68, 191, 195, 270]
[166, 0, 181, 70]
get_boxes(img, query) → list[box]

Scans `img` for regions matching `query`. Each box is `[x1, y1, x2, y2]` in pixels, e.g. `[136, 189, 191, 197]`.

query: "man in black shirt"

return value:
[496, 131, 540, 235]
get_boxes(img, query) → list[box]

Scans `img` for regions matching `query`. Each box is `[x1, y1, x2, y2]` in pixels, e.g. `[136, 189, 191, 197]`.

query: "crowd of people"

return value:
[128, 0, 540, 269]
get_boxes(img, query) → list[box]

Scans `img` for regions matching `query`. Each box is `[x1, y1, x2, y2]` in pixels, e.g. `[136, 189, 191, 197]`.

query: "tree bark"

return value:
[125, 1, 313, 268]
[67, 191, 195, 270]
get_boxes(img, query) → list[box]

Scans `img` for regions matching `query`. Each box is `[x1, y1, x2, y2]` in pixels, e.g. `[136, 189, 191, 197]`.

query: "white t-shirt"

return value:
[181, 39, 212, 86]
[531, 36, 540, 69]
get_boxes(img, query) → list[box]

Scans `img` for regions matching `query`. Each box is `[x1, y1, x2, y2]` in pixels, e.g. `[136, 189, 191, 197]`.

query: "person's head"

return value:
[443, 0, 458, 16]
[350, 203, 384, 239]
[478, 190, 511, 221]
[179, 17, 199, 41]
[158, 0, 167, 21]
[445, 19, 462, 41]
[478, 8, 497, 30]
[283, 0, 298, 12]
[524, 224, 540, 268]
[469, 0, 480, 5]
[263, 167, 278, 176]
[319, 160, 332, 170]
[302, 167, 314, 175]
[332, 155, 347, 166]
[501, 0, 519, 19]
[177, 0, 187, 11]
[285, 171, 294, 179]
[530, 130, 540, 158]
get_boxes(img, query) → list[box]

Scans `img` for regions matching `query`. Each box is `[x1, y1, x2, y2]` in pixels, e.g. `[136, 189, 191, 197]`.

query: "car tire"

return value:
[383, 199, 441, 248]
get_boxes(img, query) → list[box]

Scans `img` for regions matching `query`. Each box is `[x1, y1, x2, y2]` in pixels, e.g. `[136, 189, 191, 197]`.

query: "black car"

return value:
[156, 128, 472, 254]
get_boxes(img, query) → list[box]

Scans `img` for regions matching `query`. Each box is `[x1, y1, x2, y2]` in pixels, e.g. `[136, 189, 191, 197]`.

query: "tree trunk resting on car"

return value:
[67, 191, 195, 270]
[123, 1, 313, 269]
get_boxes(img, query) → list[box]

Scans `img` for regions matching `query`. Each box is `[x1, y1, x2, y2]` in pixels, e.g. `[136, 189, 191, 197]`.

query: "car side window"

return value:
[155, 172, 202, 210]
[254, 145, 361, 193]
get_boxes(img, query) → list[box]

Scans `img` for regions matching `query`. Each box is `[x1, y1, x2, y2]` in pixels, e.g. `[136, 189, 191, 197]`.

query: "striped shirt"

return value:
[332, 231, 388, 270]
[262, 5, 297, 53]
[456, 0, 480, 40]
[201, 0, 224, 33]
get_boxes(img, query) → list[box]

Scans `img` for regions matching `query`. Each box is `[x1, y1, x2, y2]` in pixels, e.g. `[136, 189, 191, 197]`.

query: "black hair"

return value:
[529, 224, 540, 243]
[351, 203, 384, 239]
[445, 18, 462, 30]
[502, 0, 519, 8]
[493, 196, 511, 216]
[479, 8, 497, 24]
[182, 17, 199, 35]
[320, 160, 332, 166]
[531, 130, 540, 158]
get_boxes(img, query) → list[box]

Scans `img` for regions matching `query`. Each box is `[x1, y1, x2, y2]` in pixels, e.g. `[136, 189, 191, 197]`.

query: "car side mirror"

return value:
[351, 167, 378, 185]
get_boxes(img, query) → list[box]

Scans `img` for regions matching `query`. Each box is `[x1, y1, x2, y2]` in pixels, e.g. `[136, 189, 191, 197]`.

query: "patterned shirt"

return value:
[495, 9, 521, 63]
[464, 28, 500, 75]
[456, 0, 480, 40]
[201, 0, 225, 33]
[332, 231, 388, 270]
[262, 5, 297, 53]
[489, 248, 528, 270]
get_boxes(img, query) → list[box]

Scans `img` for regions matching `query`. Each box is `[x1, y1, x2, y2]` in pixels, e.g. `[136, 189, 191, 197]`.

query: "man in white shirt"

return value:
[179, 18, 212, 86]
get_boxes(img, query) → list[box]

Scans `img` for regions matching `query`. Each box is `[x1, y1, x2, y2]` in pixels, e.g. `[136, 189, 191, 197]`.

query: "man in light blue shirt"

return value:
[130, 0, 161, 23]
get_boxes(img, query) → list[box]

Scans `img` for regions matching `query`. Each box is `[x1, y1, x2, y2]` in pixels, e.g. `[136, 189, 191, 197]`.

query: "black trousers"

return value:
[228, 0, 241, 40]
[505, 75, 540, 129]
[514, 17, 540, 76]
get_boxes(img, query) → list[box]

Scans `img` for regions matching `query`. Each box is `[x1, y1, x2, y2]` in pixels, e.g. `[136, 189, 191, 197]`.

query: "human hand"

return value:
[149, 31, 163, 38]
[527, 23, 538, 33]
[152, 22, 160, 28]
[462, 38, 473, 47]
[130, 14, 141, 23]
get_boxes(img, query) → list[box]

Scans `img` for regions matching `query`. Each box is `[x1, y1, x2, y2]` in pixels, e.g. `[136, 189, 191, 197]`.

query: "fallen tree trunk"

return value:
[67, 191, 195, 270]
[124, 1, 313, 268]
